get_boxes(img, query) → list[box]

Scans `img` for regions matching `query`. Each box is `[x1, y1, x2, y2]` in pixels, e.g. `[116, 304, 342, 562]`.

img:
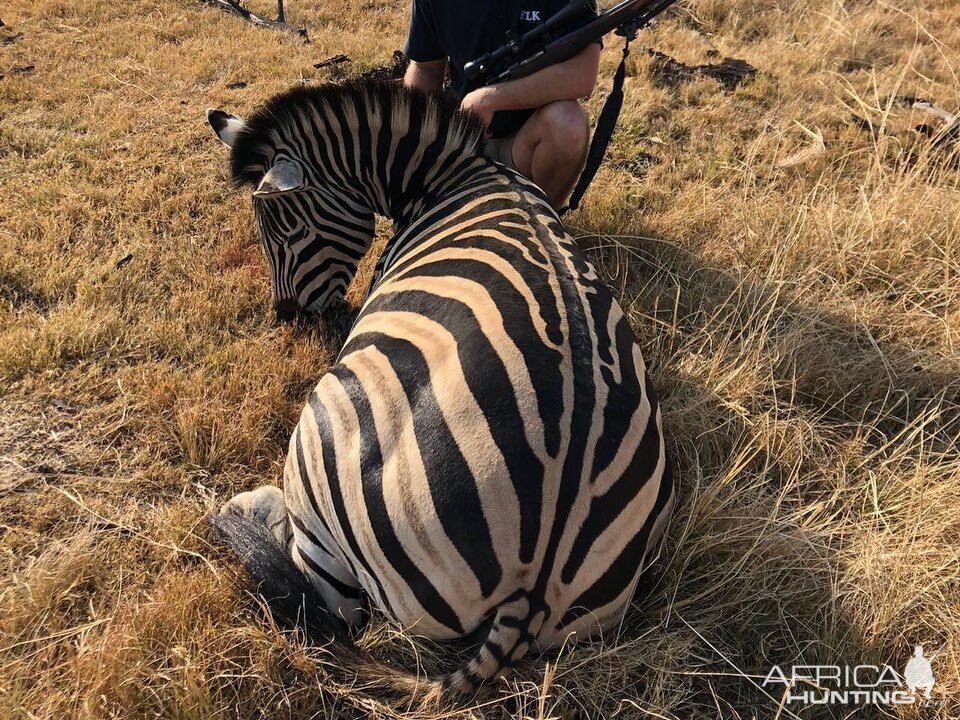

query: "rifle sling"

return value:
[562, 31, 632, 215]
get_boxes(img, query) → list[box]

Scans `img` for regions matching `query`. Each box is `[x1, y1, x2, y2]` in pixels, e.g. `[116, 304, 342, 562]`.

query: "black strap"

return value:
[562, 30, 633, 215]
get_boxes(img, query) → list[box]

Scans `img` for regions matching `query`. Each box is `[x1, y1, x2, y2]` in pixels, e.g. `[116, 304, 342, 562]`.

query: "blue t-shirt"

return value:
[404, 0, 598, 136]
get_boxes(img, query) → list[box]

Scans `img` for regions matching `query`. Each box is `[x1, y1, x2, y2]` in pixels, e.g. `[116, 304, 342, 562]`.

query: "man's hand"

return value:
[460, 87, 497, 132]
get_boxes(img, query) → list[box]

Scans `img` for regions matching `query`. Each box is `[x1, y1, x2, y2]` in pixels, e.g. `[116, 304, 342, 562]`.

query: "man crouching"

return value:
[403, 0, 601, 210]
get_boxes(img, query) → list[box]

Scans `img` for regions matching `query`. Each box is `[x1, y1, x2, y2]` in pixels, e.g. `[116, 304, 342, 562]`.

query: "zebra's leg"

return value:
[281, 422, 367, 630]
[286, 485, 366, 629]
[285, 513, 366, 630]
[219, 485, 291, 547]
[214, 486, 356, 645]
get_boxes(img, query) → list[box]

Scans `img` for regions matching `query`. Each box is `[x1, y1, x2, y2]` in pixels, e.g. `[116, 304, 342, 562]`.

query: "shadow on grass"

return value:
[531, 224, 960, 719]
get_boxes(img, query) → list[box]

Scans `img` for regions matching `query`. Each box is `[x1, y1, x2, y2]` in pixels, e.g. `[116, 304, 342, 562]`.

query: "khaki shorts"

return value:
[485, 133, 518, 170]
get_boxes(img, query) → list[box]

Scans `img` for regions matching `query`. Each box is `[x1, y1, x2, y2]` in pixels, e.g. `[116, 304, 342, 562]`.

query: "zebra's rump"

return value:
[286, 183, 673, 644]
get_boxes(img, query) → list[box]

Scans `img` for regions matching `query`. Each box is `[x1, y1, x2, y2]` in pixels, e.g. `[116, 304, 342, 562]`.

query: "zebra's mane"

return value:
[229, 77, 487, 189]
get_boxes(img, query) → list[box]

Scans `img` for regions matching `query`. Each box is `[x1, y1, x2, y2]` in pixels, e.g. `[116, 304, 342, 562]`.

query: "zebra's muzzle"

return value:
[275, 298, 305, 324]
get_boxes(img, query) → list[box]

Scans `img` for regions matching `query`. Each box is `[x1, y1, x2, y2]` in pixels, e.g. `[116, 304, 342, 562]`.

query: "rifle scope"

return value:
[463, 0, 597, 84]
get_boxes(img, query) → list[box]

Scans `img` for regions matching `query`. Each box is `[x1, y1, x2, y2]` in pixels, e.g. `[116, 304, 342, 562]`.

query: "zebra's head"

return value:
[207, 107, 375, 323]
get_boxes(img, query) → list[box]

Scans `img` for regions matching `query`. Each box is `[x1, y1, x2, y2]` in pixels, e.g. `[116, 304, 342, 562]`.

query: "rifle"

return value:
[463, 0, 678, 214]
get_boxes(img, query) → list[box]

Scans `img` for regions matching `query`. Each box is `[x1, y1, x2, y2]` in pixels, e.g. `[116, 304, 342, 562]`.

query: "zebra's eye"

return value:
[254, 210, 304, 250]
[267, 226, 307, 250]
[286, 226, 309, 247]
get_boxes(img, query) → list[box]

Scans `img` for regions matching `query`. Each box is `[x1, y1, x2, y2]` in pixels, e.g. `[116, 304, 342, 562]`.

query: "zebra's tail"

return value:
[209, 511, 529, 702]
[440, 597, 532, 695]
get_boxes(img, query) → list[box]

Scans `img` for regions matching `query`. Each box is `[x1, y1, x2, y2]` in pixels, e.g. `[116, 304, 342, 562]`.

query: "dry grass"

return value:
[1, 0, 959, 717]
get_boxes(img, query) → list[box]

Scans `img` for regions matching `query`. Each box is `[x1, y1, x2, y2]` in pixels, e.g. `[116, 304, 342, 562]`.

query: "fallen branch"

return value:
[907, 99, 959, 150]
[313, 54, 351, 70]
[896, 95, 957, 124]
[850, 97, 960, 169]
[931, 117, 960, 152]
[199, 0, 307, 41]
[359, 50, 408, 82]
[913, 100, 956, 125]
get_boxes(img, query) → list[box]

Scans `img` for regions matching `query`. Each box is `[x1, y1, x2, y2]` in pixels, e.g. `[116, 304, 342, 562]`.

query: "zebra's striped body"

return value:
[209, 79, 673, 693]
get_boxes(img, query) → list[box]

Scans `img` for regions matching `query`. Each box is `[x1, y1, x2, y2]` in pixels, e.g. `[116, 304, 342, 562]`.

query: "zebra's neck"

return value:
[363, 132, 491, 227]
[333, 92, 492, 226]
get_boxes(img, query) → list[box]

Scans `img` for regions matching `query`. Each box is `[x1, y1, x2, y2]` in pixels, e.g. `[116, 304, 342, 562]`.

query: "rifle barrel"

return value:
[468, 0, 676, 88]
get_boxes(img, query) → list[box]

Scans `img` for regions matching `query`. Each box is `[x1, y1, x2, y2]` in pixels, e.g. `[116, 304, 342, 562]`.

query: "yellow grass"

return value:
[1, 0, 958, 717]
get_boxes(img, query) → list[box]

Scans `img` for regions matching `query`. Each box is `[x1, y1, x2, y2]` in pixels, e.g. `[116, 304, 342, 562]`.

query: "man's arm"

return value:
[404, 59, 447, 93]
[460, 43, 601, 128]
[403, 0, 446, 93]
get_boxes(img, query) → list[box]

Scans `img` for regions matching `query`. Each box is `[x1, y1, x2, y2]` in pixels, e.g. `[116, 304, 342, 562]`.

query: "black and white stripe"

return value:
[209, 78, 674, 694]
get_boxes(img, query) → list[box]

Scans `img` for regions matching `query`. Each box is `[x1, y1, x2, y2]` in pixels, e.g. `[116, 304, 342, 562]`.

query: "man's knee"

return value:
[538, 101, 589, 156]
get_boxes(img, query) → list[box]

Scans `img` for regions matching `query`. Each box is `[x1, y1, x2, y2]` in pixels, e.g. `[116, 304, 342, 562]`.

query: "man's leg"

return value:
[511, 100, 590, 210]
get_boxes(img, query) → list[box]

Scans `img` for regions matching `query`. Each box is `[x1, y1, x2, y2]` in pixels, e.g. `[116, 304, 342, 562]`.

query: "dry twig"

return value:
[199, 0, 307, 40]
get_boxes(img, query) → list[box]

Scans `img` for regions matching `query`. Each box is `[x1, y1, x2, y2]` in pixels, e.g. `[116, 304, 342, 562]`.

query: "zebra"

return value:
[206, 77, 674, 696]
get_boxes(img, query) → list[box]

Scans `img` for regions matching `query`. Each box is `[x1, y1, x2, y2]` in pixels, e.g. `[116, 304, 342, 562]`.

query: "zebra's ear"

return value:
[253, 159, 306, 197]
[207, 108, 246, 148]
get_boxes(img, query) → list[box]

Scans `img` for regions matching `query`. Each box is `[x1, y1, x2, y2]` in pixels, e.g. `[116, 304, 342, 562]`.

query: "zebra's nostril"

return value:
[275, 299, 302, 323]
